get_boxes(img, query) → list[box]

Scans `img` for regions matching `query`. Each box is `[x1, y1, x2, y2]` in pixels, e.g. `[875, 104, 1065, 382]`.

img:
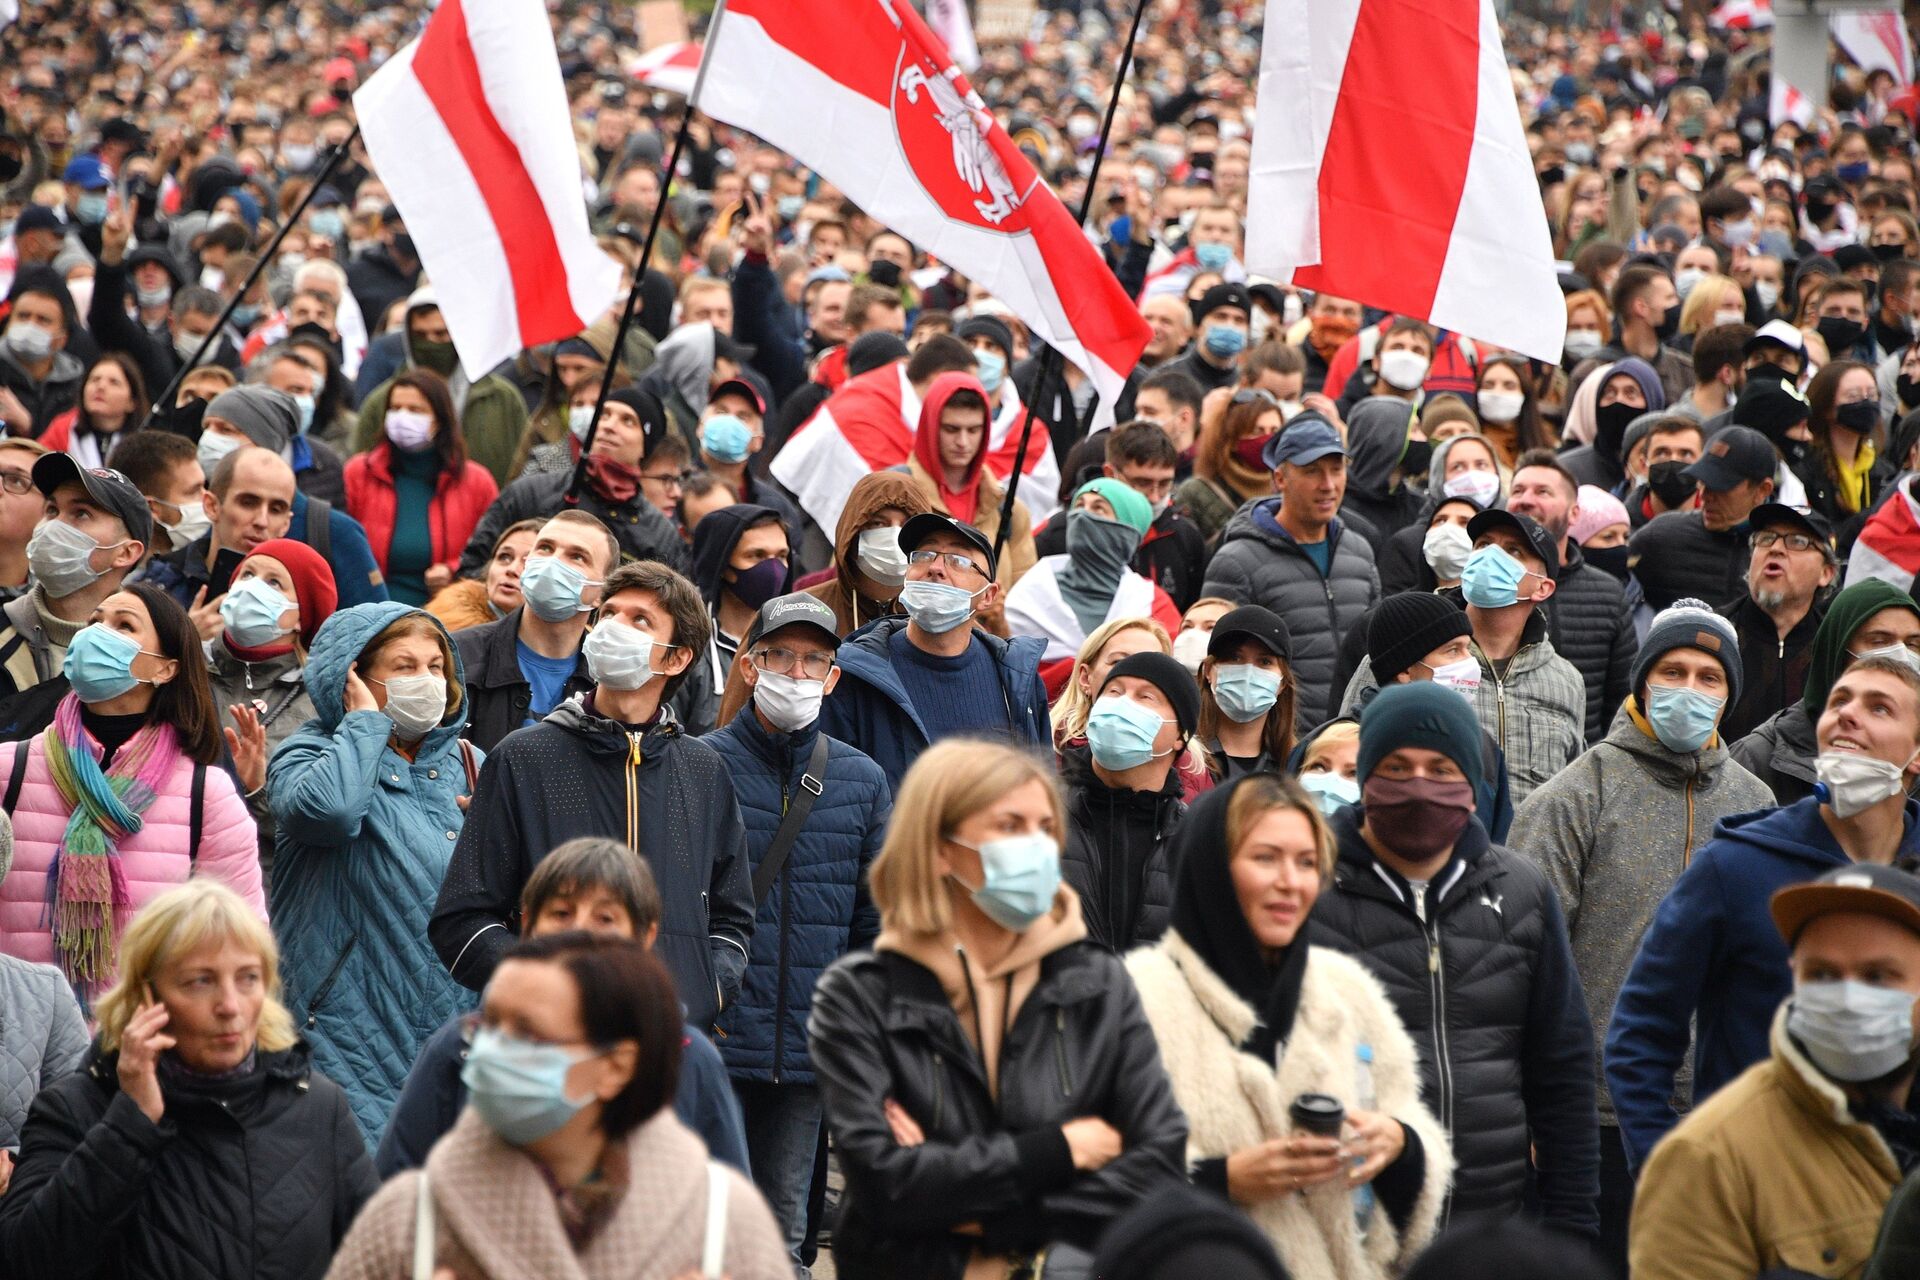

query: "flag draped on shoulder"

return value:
[700, 0, 1149, 432]
[772, 365, 923, 539]
[354, 0, 621, 380]
[1246, 0, 1564, 363]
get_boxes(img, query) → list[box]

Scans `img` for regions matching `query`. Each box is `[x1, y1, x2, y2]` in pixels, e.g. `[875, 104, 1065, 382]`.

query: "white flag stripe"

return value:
[768, 404, 881, 538]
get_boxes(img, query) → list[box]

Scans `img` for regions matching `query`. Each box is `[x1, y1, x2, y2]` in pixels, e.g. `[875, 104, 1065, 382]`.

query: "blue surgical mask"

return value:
[701, 413, 754, 463]
[1212, 663, 1280, 723]
[1203, 323, 1247, 359]
[899, 579, 980, 634]
[1644, 683, 1724, 754]
[220, 577, 296, 648]
[461, 1026, 600, 1145]
[520, 555, 599, 623]
[75, 193, 110, 225]
[64, 623, 163, 703]
[1460, 544, 1531, 609]
[1838, 160, 1873, 186]
[1085, 694, 1174, 771]
[950, 833, 1062, 932]
[292, 393, 315, 435]
[1301, 770, 1361, 816]
[974, 349, 1006, 394]
[1194, 241, 1233, 272]
[309, 210, 347, 241]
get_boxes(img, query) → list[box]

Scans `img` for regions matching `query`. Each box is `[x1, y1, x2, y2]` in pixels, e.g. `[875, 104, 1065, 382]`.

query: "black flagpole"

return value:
[991, 0, 1150, 567]
[567, 1, 728, 507]
[142, 125, 362, 430]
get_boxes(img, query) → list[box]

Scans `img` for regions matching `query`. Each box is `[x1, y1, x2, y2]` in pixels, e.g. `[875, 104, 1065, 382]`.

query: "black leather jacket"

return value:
[809, 944, 1188, 1280]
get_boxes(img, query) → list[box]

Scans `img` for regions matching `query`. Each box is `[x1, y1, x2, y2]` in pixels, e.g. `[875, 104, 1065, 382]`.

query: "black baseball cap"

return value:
[746, 592, 841, 650]
[1747, 501, 1834, 550]
[898, 512, 996, 579]
[1685, 425, 1779, 492]
[709, 378, 767, 416]
[712, 330, 758, 366]
[14, 205, 64, 237]
[1467, 508, 1560, 574]
[31, 454, 154, 551]
[1773, 864, 1920, 946]
[1207, 604, 1293, 661]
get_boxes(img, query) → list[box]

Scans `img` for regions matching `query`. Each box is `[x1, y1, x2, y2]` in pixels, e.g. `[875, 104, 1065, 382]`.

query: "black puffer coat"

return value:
[1729, 700, 1820, 806]
[1627, 510, 1751, 611]
[810, 942, 1188, 1280]
[1541, 544, 1636, 744]
[1308, 807, 1600, 1239]
[1059, 746, 1183, 952]
[0, 1040, 378, 1280]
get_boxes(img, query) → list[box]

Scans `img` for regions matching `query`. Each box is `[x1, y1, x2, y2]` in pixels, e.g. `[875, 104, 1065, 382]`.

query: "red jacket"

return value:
[344, 442, 499, 575]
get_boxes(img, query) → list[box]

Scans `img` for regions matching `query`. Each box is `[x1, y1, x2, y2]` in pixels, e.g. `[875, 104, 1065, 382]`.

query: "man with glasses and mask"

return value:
[819, 512, 1049, 790]
[708, 593, 889, 1273]
[431, 559, 755, 1035]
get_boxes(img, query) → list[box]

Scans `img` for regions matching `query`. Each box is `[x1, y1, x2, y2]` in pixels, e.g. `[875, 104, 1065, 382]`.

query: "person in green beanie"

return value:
[1003, 478, 1181, 686]
[1730, 577, 1920, 803]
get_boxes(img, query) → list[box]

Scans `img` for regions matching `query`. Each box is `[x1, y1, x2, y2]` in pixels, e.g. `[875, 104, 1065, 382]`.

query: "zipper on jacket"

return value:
[931, 1052, 946, 1129]
[1053, 1006, 1073, 1097]
[304, 934, 359, 1028]
[1683, 777, 1696, 867]
[1426, 923, 1456, 1143]
[626, 732, 644, 850]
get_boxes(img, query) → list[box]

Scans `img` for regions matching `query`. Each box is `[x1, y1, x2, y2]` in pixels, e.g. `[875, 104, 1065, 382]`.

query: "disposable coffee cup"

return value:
[1289, 1093, 1345, 1138]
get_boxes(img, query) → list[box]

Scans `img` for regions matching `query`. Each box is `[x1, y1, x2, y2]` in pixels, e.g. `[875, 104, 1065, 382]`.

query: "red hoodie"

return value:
[911, 371, 993, 523]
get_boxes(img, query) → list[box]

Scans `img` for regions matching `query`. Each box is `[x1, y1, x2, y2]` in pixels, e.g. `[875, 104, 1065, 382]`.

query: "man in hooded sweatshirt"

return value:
[1061, 651, 1196, 952]
[687, 503, 792, 735]
[1731, 578, 1920, 803]
[430, 559, 754, 1032]
[1561, 356, 1667, 493]
[1607, 652, 1920, 1171]
[1309, 682, 1600, 1239]
[1338, 395, 1425, 553]
[1507, 601, 1775, 1270]
[349, 289, 529, 486]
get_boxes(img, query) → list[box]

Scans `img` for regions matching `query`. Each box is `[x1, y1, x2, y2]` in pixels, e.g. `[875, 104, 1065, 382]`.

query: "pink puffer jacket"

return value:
[0, 731, 267, 979]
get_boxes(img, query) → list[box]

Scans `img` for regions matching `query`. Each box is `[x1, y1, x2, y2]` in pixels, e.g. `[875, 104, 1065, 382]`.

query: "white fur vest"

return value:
[1126, 931, 1452, 1280]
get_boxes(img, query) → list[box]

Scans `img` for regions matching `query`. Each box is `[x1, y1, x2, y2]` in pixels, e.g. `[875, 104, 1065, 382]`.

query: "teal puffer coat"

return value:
[267, 602, 479, 1144]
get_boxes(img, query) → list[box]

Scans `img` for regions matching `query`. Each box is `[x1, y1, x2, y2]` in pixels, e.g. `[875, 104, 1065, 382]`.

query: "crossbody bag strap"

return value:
[750, 732, 830, 908]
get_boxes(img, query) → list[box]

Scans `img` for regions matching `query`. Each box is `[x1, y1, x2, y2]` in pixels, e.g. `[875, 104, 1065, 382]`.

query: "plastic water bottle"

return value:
[1353, 1044, 1376, 1231]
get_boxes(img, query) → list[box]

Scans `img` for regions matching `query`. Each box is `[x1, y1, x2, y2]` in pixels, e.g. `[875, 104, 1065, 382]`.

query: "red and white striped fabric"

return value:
[700, 0, 1148, 429]
[1245, 0, 1565, 363]
[1833, 11, 1914, 87]
[771, 365, 922, 538]
[1846, 480, 1920, 593]
[1712, 0, 1774, 30]
[629, 40, 704, 98]
[1772, 78, 1816, 129]
[354, 0, 621, 381]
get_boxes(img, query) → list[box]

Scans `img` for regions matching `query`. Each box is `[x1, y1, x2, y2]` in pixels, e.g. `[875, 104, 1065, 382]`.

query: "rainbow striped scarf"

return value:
[42, 695, 181, 984]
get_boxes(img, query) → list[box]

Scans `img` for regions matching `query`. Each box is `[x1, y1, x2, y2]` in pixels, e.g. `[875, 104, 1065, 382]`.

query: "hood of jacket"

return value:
[653, 321, 719, 411]
[1602, 696, 1736, 787]
[831, 470, 934, 590]
[1345, 395, 1417, 503]
[1418, 434, 1507, 519]
[910, 371, 993, 514]
[1223, 495, 1347, 558]
[1803, 578, 1920, 717]
[303, 601, 469, 748]
[543, 687, 685, 756]
[1708, 793, 1920, 868]
[689, 501, 784, 608]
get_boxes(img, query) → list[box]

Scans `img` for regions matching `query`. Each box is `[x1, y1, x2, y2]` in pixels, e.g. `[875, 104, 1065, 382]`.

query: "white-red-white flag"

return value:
[629, 40, 705, 98]
[1246, 0, 1564, 364]
[925, 0, 981, 72]
[1833, 11, 1914, 87]
[701, 0, 1148, 436]
[1712, 0, 1774, 30]
[1772, 77, 1817, 128]
[354, 0, 621, 380]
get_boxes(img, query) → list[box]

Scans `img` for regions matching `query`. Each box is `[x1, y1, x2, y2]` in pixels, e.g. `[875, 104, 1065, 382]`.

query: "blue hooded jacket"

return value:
[267, 601, 478, 1143]
[1605, 795, 1920, 1169]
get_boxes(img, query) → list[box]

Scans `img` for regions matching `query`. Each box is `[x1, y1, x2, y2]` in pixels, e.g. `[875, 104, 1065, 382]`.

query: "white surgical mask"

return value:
[584, 618, 671, 690]
[1476, 389, 1524, 424]
[1171, 627, 1210, 673]
[197, 429, 244, 480]
[1422, 521, 1473, 581]
[1675, 267, 1707, 301]
[1378, 349, 1429, 392]
[753, 670, 825, 732]
[854, 527, 908, 588]
[1756, 281, 1782, 312]
[1564, 329, 1605, 361]
[1714, 308, 1748, 329]
[1442, 469, 1502, 508]
[162, 501, 212, 552]
[1815, 749, 1918, 818]
[371, 672, 447, 740]
[1788, 979, 1920, 1082]
[1425, 653, 1482, 699]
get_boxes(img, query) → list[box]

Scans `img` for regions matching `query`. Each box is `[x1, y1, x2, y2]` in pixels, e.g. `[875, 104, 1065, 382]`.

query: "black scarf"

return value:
[1167, 776, 1310, 1064]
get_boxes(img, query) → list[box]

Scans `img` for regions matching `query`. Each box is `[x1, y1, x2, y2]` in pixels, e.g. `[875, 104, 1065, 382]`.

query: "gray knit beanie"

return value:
[205, 386, 297, 453]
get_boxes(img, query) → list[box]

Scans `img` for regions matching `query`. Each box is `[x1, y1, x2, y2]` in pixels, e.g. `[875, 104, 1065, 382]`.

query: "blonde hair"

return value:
[1299, 721, 1359, 771]
[1679, 273, 1744, 335]
[1050, 617, 1172, 741]
[869, 739, 1065, 935]
[1226, 773, 1337, 880]
[94, 880, 297, 1055]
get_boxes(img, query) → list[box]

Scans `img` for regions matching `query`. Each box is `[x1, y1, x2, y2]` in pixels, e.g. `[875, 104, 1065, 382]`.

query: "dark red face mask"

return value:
[1362, 774, 1475, 860]
[1232, 432, 1275, 471]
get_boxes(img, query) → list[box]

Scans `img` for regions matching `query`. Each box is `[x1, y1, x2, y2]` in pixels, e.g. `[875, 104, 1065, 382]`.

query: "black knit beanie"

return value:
[1368, 591, 1471, 682]
[1102, 651, 1202, 741]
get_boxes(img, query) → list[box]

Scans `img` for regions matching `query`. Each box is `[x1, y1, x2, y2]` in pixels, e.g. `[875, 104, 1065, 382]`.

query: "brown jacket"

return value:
[325, 1108, 790, 1280]
[1629, 1004, 1903, 1280]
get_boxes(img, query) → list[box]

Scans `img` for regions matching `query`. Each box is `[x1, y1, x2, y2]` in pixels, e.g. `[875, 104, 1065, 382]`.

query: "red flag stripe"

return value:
[412, 0, 581, 342]
[1293, 0, 1480, 316]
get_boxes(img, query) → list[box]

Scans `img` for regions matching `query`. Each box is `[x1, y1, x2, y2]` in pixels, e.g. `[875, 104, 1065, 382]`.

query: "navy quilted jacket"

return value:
[708, 708, 888, 1084]
[266, 602, 478, 1145]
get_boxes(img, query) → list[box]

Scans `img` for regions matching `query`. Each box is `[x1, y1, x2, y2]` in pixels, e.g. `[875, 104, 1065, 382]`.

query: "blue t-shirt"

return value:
[517, 640, 579, 724]
[1298, 537, 1331, 576]
[889, 627, 1011, 745]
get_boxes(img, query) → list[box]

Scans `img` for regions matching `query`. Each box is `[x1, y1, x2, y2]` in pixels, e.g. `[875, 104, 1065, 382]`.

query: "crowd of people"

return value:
[11, 1, 1920, 1278]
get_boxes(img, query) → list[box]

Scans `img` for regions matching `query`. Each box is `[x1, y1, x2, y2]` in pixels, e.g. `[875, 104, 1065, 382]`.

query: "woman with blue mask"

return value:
[326, 931, 788, 1277]
[1295, 720, 1363, 818]
[809, 738, 1188, 1279]
[1197, 605, 1297, 783]
[1062, 651, 1200, 950]
[204, 538, 338, 882]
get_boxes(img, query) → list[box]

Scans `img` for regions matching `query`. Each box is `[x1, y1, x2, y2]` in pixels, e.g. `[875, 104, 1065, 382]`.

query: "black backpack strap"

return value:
[751, 733, 831, 908]
[4, 734, 30, 811]
[189, 763, 206, 866]
[306, 496, 332, 562]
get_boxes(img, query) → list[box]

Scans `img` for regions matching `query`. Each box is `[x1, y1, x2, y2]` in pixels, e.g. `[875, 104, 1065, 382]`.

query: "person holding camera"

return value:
[1127, 772, 1450, 1279]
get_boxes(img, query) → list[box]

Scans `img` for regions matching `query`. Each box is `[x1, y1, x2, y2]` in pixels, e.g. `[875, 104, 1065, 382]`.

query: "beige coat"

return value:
[1630, 1004, 1904, 1280]
[324, 1109, 790, 1280]
[1125, 931, 1451, 1280]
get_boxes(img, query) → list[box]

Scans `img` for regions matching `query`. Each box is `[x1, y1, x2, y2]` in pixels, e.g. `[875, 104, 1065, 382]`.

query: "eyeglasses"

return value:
[0, 469, 32, 496]
[908, 548, 988, 579]
[752, 647, 835, 679]
[1230, 388, 1281, 408]
[1750, 529, 1824, 553]
[641, 469, 693, 487]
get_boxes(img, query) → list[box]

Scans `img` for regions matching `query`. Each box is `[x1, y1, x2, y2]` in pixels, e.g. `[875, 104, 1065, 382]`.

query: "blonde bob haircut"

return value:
[1226, 773, 1338, 881]
[93, 879, 297, 1055]
[869, 739, 1065, 935]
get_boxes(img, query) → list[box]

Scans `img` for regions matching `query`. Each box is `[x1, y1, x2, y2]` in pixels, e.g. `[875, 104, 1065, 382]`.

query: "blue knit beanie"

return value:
[1631, 598, 1743, 708]
[1358, 682, 1484, 793]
